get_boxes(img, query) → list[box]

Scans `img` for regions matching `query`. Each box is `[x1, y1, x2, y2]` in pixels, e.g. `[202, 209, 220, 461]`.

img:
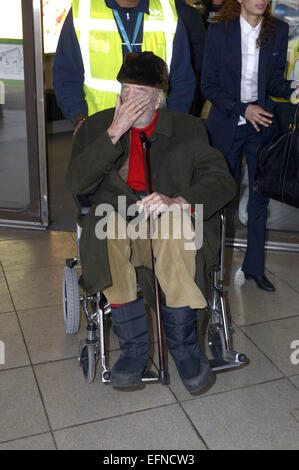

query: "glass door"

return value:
[226, 162, 299, 253]
[0, 0, 48, 229]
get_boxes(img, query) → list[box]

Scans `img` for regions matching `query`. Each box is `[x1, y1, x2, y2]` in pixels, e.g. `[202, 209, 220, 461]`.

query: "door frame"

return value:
[0, 0, 48, 229]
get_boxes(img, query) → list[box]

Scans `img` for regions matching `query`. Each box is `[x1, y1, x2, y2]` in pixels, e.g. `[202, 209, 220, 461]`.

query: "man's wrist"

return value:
[107, 126, 121, 145]
[173, 196, 190, 209]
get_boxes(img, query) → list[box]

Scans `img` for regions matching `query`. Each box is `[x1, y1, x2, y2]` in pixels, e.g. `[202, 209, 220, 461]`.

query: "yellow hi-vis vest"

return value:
[72, 0, 178, 116]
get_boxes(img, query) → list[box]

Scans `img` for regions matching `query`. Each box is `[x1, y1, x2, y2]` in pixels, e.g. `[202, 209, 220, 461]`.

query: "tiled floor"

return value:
[0, 228, 299, 450]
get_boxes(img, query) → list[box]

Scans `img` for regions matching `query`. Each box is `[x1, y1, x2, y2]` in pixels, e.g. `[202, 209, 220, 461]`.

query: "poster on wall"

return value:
[0, 0, 23, 83]
[0, 40, 24, 81]
[271, 1, 299, 80]
[42, 0, 72, 54]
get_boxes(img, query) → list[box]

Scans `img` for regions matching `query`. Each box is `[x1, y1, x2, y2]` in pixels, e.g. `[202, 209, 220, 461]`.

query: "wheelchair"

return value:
[62, 206, 248, 385]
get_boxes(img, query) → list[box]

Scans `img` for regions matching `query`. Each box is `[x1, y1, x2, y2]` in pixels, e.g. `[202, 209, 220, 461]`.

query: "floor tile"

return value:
[5, 265, 65, 311]
[242, 316, 299, 376]
[0, 232, 76, 271]
[289, 375, 299, 390]
[154, 326, 283, 402]
[16, 301, 157, 366]
[0, 271, 14, 314]
[0, 367, 49, 442]
[0, 227, 51, 241]
[182, 379, 299, 450]
[223, 248, 245, 282]
[225, 272, 299, 326]
[224, 249, 299, 292]
[0, 312, 30, 371]
[264, 250, 299, 292]
[34, 354, 176, 430]
[54, 404, 206, 450]
[18, 305, 86, 364]
[0, 433, 55, 450]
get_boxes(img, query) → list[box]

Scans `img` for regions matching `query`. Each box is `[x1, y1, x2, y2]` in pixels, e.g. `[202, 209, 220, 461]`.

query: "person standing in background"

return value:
[52, 0, 196, 135]
[176, 0, 206, 116]
[201, 0, 299, 292]
[201, 0, 224, 29]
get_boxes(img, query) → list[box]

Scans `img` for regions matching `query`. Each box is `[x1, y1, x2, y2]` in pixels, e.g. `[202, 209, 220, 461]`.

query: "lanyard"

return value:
[113, 10, 143, 53]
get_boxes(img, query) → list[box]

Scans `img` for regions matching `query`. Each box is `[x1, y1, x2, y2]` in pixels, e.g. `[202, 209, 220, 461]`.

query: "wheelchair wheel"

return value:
[208, 321, 226, 360]
[62, 266, 80, 334]
[80, 343, 97, 384]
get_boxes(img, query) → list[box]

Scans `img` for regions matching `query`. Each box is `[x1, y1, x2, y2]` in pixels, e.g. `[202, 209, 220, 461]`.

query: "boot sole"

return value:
[183, 370, 214, 394]
[110, 374, 143, 388]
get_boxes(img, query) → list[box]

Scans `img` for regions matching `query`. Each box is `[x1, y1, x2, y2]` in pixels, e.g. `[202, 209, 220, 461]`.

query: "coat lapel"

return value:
[258, 42, 268, 106]
[228, 19, 242, 100]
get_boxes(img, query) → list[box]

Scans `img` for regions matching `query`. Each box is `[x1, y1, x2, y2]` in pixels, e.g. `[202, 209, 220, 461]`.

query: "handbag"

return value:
[254, 103, 299, 208]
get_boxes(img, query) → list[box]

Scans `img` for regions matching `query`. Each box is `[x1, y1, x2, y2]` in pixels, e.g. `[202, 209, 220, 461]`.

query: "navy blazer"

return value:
[201, 17, 293, 156]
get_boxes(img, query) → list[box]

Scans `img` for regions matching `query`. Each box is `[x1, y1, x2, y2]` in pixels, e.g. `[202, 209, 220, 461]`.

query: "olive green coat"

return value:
[66, 107, 236, 308]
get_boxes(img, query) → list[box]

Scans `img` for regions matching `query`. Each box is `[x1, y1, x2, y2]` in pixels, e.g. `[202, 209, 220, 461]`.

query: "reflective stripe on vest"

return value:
[72, 0, 177, 115]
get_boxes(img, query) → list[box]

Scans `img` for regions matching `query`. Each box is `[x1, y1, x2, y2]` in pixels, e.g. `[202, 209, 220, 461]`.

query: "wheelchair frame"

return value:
[62, 211, 248, 385]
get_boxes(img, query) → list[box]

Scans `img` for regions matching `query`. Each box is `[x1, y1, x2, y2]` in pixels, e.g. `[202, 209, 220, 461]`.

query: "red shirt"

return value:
[126, 111, 159, 191]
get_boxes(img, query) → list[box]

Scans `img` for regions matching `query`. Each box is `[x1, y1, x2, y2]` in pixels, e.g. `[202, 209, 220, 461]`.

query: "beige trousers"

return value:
[102, 209, 207, 309]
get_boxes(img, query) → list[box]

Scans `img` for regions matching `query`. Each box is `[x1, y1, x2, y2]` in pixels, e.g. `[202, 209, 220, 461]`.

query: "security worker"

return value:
[53, 0, 196, 134]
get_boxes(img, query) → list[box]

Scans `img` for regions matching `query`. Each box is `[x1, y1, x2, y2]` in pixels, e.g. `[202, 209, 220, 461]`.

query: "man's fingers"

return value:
[122, 94, 151, 110]
[115, 95, 121, 112]
[139, 193, 172, 213]
[123, 95, 151, 116]
[114, 94, 151, 126]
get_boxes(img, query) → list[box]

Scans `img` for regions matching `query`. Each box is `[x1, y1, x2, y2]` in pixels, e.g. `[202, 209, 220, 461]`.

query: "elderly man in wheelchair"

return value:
[64, 52, 245, 394]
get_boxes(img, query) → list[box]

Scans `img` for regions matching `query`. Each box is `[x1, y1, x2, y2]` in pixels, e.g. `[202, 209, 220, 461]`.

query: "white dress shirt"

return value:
[238, 15, 262, 125]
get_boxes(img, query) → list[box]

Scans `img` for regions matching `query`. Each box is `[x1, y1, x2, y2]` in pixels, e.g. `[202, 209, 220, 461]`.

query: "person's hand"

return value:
[136, 193, 189, 218]
[107, 94, 151, 144]
[245, 104, 273, 132]
[73, 118, 85, 138]
[290, 84, 299, 104]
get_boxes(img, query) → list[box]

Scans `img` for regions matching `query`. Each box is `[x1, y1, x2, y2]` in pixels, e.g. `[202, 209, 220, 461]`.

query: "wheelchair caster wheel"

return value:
[80, 343, 97, 384]
[237, 353, 248, 363]
[103, 370, 111, 381]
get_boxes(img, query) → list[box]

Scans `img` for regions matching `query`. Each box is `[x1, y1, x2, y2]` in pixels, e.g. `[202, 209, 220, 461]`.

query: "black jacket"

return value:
[175, 0, 206, 74]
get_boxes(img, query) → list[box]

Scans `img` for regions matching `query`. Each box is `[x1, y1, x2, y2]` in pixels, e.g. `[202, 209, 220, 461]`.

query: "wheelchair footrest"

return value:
[141, 370, 159, 383]
[209, 358, 246, 372]
[101, 369, 159, 384]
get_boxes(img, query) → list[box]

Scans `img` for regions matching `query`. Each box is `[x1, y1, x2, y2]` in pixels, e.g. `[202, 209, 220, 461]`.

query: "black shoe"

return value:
[244, 273, 276, 292]
[161, 304, 214, 394]
[110, 298, 150, 388]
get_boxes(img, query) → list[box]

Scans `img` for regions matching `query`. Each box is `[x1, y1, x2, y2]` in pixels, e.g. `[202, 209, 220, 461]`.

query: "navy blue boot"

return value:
[111, 297, 150, 388]
[161, 304, 213, 393]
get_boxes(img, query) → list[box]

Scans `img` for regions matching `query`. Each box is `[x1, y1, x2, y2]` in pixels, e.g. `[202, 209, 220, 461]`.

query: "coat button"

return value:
[106, 166, 111, 172]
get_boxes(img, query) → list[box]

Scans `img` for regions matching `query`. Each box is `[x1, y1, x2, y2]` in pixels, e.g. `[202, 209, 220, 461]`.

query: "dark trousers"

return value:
[226, 122, 269, 276]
